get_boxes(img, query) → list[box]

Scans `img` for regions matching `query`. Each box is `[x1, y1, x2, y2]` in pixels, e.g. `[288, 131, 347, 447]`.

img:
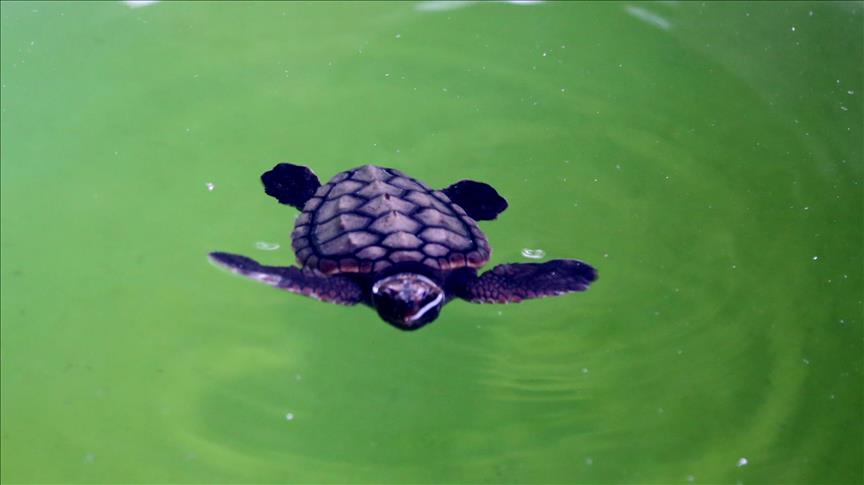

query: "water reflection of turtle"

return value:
[210, 163, 597, 331]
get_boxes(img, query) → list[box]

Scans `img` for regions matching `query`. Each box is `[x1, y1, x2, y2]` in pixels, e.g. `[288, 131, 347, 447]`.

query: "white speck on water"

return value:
[521, 248, 546, 259]
[676, 349, 684, 355]
[737, 457, 749, 467]
[848, 90, 855, 95]
[415, 0, 474, 11]
[205, 182, 215, 191]
[497, 310, 503, 316]
[384, 73, 390, 78]
[285, 412, 295, 421]
[732, 264, 737, 269]
[255, 241, 280, 251]
[808, 10, 814, 16]
[840, 105, 848, 111]
[295, 373, 303, 381]
[625, 5, 671, 30]
[791, 26, 797, 31]
[124, 0, 159, 7]
[687, 475, 696, 483]
[395, 33, 401, 39]
[802, 358, 811, 365]
[581, 367, 589, 374]
[84, 452, 96, 463]
[812, 256, 819, 261]
[542, 51, 548, 57]
[585, 457, 594, 465]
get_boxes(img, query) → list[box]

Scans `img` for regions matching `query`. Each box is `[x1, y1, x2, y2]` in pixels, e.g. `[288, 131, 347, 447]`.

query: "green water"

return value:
[1, 1, 862, 483]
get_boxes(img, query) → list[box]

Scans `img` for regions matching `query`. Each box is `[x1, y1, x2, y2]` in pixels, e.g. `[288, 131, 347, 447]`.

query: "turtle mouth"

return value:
[404, 291, 444, 324]
[372, 273, 444, 330]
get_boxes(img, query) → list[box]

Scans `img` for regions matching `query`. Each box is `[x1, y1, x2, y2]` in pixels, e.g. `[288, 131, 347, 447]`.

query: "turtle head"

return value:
[371, 273, 444, 330]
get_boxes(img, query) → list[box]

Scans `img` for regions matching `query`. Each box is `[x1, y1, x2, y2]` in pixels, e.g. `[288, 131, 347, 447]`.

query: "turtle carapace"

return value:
[210, 163, 597, 331]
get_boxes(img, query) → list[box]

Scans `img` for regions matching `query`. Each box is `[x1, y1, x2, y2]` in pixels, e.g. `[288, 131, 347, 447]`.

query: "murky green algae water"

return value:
[1, 1, 862, 483]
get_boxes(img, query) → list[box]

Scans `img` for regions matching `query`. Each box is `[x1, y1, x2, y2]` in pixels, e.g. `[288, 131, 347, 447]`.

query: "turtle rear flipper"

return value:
[442, 180, 508, 221]
[208, 252, 363, 305]
[456, 259, 597, 303]
[261, 163, 321, 209]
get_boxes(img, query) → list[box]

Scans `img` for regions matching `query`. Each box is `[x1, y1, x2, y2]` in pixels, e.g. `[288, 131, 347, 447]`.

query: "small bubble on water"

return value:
[255, 241, 280, 251]
[395, 33, 401, 39]
[585, 457, 593, 465]
[812, 256, 819, 261]
[205, 182, 215, 191]
[687, 475, 696, 483]
[285, 412, 295, 421]
[737, 457, 749, 467]
[802, 358, 811, 365]
[581, 367, 589, 374]
[521, 248, 546, 259]
[84, 452, 96, 463]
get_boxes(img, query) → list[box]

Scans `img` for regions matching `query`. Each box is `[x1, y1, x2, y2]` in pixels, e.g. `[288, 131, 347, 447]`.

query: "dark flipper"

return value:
[442, 180, 508, 221]
[456, 259, 597, 303]
[261, 163, 321, 209]
[208, 252, 363, 305]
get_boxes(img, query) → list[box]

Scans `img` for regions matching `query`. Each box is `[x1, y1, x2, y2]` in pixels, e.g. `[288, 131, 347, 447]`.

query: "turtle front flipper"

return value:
[261, 163, 321, 209]
[208, 252, 363, 305]
[442, 180, 508, 221]
[455, 259, 597, 303]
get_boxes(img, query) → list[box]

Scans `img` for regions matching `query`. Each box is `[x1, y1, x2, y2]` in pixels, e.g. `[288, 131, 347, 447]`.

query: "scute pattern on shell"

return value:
[291, 165, 490, 275]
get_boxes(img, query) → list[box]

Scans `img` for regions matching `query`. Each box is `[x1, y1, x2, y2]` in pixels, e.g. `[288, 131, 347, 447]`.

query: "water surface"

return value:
[1, 1, 862, 483]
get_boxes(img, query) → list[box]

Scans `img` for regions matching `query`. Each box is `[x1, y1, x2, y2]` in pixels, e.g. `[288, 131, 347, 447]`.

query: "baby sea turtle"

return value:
[210, 163, 597, 331]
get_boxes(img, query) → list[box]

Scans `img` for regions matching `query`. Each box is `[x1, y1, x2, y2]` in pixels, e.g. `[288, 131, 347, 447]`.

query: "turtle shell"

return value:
[291, 165, 491, 275]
